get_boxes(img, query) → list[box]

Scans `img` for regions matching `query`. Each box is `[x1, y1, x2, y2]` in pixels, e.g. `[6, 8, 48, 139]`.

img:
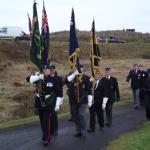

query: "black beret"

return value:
[105, 67, 111, 71]
[42, 64, 51, 69]
[50, 64, 55, 69]
[139, 64, 143, 67]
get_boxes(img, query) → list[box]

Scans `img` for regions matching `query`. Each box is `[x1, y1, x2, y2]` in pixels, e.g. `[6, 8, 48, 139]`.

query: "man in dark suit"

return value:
[87, 71, 108, 132]
[126, 64, 141, 109]
[101, 68, 120, 127]
[67, 66, 93, 137]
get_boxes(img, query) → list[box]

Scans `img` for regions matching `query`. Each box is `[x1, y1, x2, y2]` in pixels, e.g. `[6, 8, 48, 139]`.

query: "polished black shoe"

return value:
[105, 122, 112, 127]
[74, 133, 82, 137]
[68, 118, 73, 121]
[87, 128, 95, 133]
[42, 140, 48, 146]
[133, 105, 139, 109]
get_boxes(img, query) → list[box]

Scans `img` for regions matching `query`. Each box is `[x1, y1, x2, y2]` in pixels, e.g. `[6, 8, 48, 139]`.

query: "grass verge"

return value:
[104, 122, 150, 150]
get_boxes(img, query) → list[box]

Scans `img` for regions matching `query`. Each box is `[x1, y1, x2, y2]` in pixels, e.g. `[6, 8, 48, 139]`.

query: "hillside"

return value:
[0, 30, 150, 122]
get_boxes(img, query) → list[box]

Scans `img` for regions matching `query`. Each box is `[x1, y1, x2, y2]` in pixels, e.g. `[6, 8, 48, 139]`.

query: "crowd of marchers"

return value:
[26, 63, 150, 146]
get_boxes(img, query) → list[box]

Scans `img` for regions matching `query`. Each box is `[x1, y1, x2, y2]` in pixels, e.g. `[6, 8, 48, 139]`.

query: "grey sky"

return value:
[0, 0, 150, 33]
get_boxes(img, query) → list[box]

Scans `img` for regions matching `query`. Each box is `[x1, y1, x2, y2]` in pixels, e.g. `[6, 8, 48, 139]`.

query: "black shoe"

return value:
[134, 105, 139, 109]
[105, 122, 112, 127]
[74, 133, 82, 137]
[42, 140, 48, 146]
[87, 128, 95, 133]
[68, 118, 73, 121]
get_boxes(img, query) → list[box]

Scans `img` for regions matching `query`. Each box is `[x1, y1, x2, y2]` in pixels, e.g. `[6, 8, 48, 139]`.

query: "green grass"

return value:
[104, 122, 150, 150]
[0, 116, 39, 130]
[114, 99, 131, 107]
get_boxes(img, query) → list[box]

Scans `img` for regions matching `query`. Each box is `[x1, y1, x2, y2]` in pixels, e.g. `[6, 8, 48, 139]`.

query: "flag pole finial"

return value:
[43, 0, 45, 7]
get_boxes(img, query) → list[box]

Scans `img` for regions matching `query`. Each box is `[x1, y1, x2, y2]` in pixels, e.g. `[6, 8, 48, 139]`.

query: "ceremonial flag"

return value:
[28, 13, 32, 41]
[68, 8, 81, 72]
[30, 2, 41, 69]
[90, 20, 101, 76]
[41, 0, 50, 66]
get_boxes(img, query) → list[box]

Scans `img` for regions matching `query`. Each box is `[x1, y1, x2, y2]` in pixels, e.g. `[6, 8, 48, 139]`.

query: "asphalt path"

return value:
[0, 104, 146, 150]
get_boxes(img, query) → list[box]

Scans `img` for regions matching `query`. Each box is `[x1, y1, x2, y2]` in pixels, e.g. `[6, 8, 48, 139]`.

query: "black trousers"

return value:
[89, 104, 104, 130]
[105, 101, 113, 125]
[38, 108, 51, 142]
[140, 89, 145, 105]
[69, 103, 74, 120]
[146, 107, 150, 120]
[51, 111, 58, 134]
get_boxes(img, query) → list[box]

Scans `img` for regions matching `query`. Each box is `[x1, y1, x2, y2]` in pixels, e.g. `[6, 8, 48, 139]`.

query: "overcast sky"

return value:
[0, 0, 150, 33]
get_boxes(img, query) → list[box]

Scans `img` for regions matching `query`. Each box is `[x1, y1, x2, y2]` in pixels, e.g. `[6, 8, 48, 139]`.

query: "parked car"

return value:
[98, 35, 126, 43]
[15, 33, 30, 41]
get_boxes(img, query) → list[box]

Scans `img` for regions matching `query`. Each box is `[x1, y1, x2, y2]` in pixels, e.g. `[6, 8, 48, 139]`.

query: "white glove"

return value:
[55, 97, 62, 112]
[73, 70, 79, 76]
[102, 97, 108, 110]
[55, 105, 60, 112]
[38, 74, 44, 80]
[89, 77, 95, 82]
[88, 95, 93, 108]
[35, 72, 40, 75]
[67, 70, 79, 82]
[29, 75, 39, 84]
[60, 97, 64, 105]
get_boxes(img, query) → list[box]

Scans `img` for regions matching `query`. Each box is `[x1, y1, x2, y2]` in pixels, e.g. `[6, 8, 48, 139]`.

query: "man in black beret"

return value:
[66, 66, 93, 137]
[26, 64, 63, 146]
[101, 67, 120, 127]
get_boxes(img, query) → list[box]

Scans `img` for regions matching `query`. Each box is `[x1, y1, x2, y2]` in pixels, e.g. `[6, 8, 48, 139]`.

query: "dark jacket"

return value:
[101, 76, 120, 102]
[52, 74, 63, 98]
[126, 70, 141, 89]
[94, 80, 108, 105]
[66, 74, 92, 105]
[27, 75, 62, 109]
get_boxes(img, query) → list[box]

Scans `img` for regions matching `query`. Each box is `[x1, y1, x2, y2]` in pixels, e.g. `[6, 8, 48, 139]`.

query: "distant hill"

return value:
[0, 30, 150, 64]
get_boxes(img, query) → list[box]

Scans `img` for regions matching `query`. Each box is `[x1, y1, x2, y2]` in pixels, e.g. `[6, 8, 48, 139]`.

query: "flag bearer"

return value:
[66, 65, 93, 137]
[26, 64, 63, 146]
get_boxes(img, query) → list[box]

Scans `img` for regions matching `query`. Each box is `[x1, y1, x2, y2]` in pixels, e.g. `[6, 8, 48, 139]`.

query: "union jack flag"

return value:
[41, 0, 50, 66]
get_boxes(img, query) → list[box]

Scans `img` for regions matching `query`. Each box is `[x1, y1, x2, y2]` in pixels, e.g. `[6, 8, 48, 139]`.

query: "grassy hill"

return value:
[0, 30, 150, 122]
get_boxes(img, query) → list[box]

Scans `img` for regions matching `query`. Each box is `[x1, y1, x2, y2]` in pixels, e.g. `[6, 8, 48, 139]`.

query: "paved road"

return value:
[0, 104, 145, 150]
